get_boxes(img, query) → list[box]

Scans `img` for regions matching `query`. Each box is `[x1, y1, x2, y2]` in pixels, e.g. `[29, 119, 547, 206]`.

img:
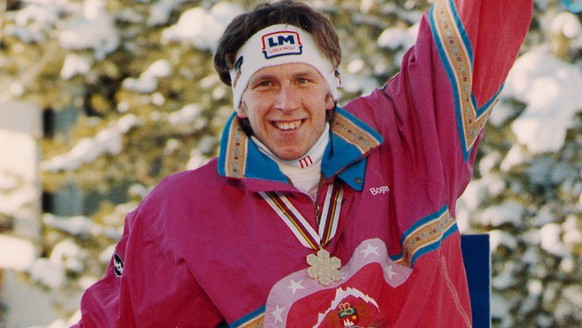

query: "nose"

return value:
[274, 84, 300, 111]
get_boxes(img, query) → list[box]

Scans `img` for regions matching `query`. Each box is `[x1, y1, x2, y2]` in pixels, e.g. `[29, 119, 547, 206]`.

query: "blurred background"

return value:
[0, 0, 580, 327]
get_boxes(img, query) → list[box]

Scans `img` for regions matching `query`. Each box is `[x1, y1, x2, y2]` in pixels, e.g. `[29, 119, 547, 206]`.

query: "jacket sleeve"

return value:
[349, 0, 532, 220]
[72, 206, 224, 327]
[424, 0, 532, 205]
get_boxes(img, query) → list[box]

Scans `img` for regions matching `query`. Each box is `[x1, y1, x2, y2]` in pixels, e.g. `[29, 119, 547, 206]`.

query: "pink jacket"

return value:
[74, 0, 532, 326]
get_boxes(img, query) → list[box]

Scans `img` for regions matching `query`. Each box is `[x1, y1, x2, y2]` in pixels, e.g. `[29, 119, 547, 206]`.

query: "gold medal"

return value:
[261, 183, 344, 286]
[306, 249, 342, 286]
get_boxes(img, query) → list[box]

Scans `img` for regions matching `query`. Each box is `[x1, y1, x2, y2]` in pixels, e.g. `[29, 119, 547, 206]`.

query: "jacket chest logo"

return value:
[369, 185, 390, 196]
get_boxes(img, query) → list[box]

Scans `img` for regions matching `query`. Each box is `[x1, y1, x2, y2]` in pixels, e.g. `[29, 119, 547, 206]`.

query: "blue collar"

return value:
[217, 107, 383, 191]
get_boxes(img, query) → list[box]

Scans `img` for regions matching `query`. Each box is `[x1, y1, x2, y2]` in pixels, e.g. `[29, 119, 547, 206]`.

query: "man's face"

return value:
[237, 63, 335, 160]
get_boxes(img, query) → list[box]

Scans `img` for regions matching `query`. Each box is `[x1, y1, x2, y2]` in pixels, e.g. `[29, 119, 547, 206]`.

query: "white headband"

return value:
[229, 24, 341, 109]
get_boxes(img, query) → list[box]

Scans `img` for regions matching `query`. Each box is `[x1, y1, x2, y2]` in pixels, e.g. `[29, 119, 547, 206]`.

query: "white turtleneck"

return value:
[251, 123, 329, 199]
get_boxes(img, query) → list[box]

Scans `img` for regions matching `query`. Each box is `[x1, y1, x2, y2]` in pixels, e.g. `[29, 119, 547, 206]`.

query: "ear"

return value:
[236, 102, 248, 119]
[325, 94, 336, 111]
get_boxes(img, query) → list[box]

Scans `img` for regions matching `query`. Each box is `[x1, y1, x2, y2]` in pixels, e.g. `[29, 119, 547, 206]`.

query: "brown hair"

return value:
[213, 0, 341, 86]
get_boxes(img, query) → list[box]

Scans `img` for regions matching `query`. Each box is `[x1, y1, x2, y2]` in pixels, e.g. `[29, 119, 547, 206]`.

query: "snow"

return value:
[377, 23, 419, 50]
[459, 174, 506, 212]
[0, 183, 38, 215]
[533, 205, 558, 227]
[526, 157, 577, 187]
[478, 201, 526, 227]
[550, 12, 582, 38]
[559, 256, 575, 273]
[41, 114, 142, 172]
[0, 129, 39, 181]
[502, 48, 582, 154]
[7, 0, 65, 43]
[168, 103, 204, 125]
[98, 244, 116, 264]
[147, 0, 187, 26]
[207, 2, 246, 28]
[488, 101, 517, 127]
[347, 58, 366, 74]
[492, 262, 517, 289]
[30, 258, 66, 289]
[528, 279, 544, 297]
[478, 152, 501, 175]
[43, 213, 123, 242]
[0, 234, 36, 271]
[491, 293, 514, 328]
[123, 59, 173, 93]
[562, 215, 582, 248]
[60, 53, 93, 80]
[43, 214, 97, 237]
[49, 239, 87, 273]
[58, 0, 120, 60]
[160, 3, 243, 51]
[500, 145, 530, 171]
[489, 229, 518, 252]
[0, 105, 42, 243]
[151, 92, 166, 106]
[539, 223, 567, 256]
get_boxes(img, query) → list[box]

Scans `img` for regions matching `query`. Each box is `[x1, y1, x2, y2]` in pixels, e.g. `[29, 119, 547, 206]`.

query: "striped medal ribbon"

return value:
[260, 183, 344, 286]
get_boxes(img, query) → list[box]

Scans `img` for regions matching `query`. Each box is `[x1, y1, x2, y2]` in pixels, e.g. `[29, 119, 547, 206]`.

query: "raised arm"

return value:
[422, 0, 533, 161]
[345, 0, 533, 220]
[444, 0, 533, 106]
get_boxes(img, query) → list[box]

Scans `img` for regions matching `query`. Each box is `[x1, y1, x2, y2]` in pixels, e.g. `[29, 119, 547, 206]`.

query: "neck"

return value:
[252, 124, 329, 198]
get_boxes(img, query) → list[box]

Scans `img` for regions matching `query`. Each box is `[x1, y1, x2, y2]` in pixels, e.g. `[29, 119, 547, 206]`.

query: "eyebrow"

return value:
[251, 70, 319, 82]
[250, 73, 276, 82]
[292, 70, 320, 79]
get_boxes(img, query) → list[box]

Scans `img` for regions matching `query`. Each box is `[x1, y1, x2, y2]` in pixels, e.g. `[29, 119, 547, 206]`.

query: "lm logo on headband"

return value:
[262, 31, 303, 59]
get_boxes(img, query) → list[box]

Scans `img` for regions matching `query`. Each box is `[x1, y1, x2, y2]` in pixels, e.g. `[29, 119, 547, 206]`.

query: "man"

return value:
[74, 0, 532, 326]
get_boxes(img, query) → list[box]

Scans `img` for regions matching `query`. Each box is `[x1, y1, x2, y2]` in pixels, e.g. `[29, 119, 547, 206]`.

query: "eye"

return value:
[253, 79, 274, 89]
[296, 77, 311, 85]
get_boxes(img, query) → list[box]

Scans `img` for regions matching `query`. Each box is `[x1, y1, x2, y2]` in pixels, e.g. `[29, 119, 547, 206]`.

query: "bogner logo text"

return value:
[370, 186, 390, 196]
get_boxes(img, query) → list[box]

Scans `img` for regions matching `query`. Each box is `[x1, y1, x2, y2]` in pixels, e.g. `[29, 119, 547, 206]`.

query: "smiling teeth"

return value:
[275, 120, 302, 130]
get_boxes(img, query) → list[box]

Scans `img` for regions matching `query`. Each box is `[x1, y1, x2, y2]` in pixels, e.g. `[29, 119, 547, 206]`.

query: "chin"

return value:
[277, 150, 306, 161]
[278, 154, 302, 161]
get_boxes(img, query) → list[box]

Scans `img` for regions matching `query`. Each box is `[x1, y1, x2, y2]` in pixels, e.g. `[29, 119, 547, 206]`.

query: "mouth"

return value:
[272, 119, 304, 131]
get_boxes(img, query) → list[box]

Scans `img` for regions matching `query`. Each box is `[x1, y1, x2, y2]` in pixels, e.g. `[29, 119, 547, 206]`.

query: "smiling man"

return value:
[238, 62, 334, 161]
[73, 0, 533, 327]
